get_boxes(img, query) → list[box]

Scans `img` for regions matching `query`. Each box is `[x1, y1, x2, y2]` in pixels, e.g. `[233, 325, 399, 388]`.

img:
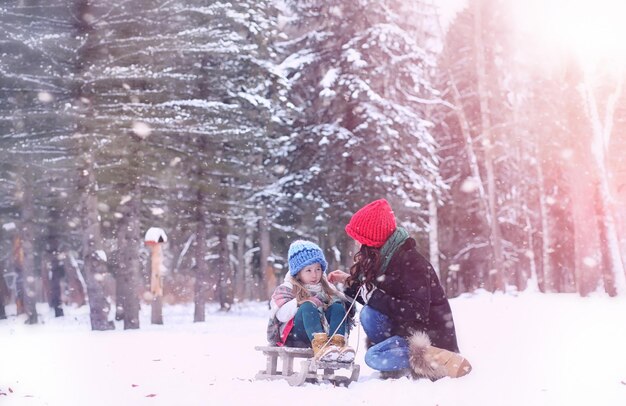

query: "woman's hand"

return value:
[327, 270, 349, 284]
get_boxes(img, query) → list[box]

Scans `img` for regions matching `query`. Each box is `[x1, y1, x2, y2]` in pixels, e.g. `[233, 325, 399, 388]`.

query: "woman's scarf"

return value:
[379, 226, 410, 275]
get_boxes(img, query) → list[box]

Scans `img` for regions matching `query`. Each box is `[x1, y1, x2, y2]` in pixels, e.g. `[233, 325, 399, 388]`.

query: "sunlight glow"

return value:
[512, 0, 626, 67]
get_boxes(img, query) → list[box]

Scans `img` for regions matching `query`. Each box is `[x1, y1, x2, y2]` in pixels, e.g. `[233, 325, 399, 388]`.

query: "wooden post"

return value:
[144, 227, 167, 324]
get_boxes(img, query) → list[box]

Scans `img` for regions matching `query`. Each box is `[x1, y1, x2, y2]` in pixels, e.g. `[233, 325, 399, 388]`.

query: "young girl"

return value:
[328, 199, 472, 379]
[268, 240, 354, 363]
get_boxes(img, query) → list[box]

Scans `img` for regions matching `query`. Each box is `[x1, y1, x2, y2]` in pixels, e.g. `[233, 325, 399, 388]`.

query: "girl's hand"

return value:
[300, 297, 324, 309]
[327, 270, 349, 284]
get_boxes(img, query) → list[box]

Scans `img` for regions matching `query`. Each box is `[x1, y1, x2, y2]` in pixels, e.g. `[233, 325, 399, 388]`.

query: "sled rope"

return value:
[318, 285, 364, 354]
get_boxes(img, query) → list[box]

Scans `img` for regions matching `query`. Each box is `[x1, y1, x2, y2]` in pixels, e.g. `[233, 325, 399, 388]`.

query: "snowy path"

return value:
[1, 293, 625, 405]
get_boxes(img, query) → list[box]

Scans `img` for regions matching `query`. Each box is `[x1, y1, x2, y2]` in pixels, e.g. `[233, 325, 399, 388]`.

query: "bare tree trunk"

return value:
[258, 204, 271, 300]
[41, 258, 50, 306]
[536, 156, 552, 292]
[64, 252, 86, 307]
[193, 207, 209, 322]
[428, 192, 440, 279]
[511, 78, 542, 291]
[45, 229, 65, 317]
[73, 0, 113, 330]
[594, 184, 617, 296]
[0, 267, 9, 319]
[116, 184, 142, 330]
[13, 235, 25, 315]
[581, 72, 626, 295]
[569, 160, 602, 296]
[116, 227, 141, 330]
[592, 169, 625, 296]
[49, 253, 64, 318]
[79, 155, 114, 330]
[516, 102, 541, 292]
[217, 217, 234, 311]
[524, 214, 539, 292]
[17, 172, 37, 324]
[234, 229, 246, 302]
[508, 61, 545, 292]
[115, 215, 127, 322]
[244, 227, 258, 301]
[473, 0, 505, 292]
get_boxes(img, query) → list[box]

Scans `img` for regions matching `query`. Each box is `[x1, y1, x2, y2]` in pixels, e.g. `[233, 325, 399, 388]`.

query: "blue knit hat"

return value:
[288, 240, 328, 277]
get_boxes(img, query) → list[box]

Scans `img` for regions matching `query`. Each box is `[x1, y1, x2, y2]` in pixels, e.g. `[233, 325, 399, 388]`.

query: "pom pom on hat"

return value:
[345, 199, 396, 248]
[288, 240, 328, 276]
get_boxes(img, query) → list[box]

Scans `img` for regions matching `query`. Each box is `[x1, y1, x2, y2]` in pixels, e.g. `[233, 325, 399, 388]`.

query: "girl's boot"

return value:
[330, 334, 355, 363]
[311, 332, 339, 362]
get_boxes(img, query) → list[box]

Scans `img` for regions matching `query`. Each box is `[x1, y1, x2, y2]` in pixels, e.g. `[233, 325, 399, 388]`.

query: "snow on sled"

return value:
[254, 346, 360, 387]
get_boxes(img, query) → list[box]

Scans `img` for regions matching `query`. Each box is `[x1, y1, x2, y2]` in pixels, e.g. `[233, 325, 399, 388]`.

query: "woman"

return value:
[328, 199, 472, 379]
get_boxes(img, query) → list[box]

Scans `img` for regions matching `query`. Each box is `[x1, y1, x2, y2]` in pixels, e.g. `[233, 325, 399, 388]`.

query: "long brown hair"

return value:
[347, 245, 381, 291]
[292, 273, 338, 305]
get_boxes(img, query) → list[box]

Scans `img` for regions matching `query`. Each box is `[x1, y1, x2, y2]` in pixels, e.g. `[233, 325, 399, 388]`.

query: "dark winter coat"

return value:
[345, 238, 460, 353]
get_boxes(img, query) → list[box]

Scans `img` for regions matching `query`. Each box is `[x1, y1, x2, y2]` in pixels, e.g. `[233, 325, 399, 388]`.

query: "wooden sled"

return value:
[255, 346, 360, 387]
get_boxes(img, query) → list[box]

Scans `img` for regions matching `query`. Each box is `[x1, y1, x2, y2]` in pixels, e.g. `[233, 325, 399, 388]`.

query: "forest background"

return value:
[1, 0, 626, 330]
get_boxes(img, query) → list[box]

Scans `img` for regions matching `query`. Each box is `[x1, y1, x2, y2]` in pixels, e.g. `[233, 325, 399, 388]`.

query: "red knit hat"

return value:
[345, 199, 396, 248]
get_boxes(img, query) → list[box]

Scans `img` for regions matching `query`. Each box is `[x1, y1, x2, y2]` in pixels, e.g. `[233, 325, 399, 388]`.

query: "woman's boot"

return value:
[408, 332, 472, 379]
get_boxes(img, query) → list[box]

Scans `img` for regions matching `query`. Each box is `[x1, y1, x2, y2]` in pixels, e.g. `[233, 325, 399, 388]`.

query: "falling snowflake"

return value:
[96, 250, 108, 262]
[37, 92, 53, 103]
[132, 121, 152, 139]
[460, 178, 479, 193]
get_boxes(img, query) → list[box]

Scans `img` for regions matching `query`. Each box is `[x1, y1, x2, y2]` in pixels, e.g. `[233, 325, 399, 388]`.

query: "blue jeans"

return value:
[287, 301, 347, 346]
[360, 305, 410, 371]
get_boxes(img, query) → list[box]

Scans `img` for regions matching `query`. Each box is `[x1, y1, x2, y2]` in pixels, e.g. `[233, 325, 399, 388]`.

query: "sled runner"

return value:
[254, 346, 360, 387]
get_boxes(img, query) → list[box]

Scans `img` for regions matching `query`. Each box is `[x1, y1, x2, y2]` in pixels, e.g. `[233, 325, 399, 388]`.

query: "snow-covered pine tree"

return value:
[50, 0, 283, 322]
[84, 0, 290, 314]
[275, 0, 445, 267]
[67, 0, 117, 330]
[0, 0, 82, 324]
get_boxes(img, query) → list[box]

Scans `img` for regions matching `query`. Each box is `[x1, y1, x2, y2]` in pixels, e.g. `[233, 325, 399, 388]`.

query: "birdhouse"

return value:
[144, 227, 167, 246]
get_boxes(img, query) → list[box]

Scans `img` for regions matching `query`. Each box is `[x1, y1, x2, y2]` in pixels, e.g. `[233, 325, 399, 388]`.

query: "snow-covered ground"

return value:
[1, 292, 625, 406]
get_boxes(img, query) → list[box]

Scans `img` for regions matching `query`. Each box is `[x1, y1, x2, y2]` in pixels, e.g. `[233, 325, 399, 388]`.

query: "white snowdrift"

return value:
[1, 292, 625, 406]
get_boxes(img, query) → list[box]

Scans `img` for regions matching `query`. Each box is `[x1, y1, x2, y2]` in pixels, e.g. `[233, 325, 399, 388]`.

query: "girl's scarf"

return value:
[303, 282, 329, 304]
[272, 283, 294, 308]
[272, 274, 349, 307]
